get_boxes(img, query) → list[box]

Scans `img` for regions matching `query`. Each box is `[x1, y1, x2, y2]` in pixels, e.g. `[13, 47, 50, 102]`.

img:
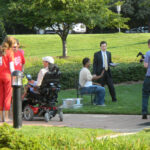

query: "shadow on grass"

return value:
[109, 41, 147, 49]
[69, 41, 147, 52]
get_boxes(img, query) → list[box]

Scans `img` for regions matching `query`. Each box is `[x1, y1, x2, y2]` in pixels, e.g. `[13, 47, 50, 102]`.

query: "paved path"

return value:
[2, 114, 150, 133]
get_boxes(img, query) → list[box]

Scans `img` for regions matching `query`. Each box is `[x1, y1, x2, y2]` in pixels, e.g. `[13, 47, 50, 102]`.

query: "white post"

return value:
[117, 5, 121, 33]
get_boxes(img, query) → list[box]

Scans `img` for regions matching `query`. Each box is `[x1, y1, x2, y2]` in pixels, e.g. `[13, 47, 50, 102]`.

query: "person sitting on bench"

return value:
[79, 57, 105, 106]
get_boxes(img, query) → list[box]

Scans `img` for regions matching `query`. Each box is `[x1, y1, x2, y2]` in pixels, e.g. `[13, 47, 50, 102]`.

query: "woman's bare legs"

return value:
[0, 111, 4, 122]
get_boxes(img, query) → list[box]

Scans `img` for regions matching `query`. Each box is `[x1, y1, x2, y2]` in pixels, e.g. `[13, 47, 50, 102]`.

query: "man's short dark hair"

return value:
[100, 41, 107, 46]
[148, 39, 150, 45]
[82, 57, 90, 66]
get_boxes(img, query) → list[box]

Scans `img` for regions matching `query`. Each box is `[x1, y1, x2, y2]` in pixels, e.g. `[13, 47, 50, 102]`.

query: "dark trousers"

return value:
[98, 71, 116, 101]
[142, 77, 150, 115]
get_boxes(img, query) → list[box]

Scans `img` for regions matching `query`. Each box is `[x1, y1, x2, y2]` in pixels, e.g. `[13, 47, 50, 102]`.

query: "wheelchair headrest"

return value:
[40, 64, 61, 88]
[48, 64, 61, 76]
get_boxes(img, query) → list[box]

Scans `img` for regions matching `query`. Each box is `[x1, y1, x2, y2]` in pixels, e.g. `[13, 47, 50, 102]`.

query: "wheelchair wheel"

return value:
[59, 110, 63, 121]
[44, 112, 50, 122]
[23, 105, 34, 121]
[44, 111, 53, 122]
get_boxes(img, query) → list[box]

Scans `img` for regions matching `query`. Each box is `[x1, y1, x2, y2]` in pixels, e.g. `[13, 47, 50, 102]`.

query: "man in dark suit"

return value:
[93, 41, 117, 102]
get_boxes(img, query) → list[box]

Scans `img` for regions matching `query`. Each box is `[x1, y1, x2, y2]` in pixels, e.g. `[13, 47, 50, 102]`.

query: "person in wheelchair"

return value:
[22, 56, 55, 99]
[22, 57, 62, 122]
[36, 56, 55, 87]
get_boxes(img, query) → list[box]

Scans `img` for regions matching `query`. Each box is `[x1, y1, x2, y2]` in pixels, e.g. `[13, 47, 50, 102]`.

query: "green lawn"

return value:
[1, 123, 150, 149]
[13, 33, 150, 64]
[58, 83, 147, 114]
[4, 33, 150, 149]
[18, 125, 150, 149]
[12, 33, 149, 115]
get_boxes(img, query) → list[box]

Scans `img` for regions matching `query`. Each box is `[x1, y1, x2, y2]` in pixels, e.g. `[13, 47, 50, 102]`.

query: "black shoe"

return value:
[142, 114, 147, 119]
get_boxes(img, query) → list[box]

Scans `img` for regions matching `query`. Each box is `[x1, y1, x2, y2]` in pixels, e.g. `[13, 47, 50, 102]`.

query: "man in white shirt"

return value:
[79, 57, 105, 106]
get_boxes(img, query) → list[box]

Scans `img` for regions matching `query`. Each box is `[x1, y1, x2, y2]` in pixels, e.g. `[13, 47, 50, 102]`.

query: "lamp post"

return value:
[117, 5, 121, 33]
[12, 70, 23, 128]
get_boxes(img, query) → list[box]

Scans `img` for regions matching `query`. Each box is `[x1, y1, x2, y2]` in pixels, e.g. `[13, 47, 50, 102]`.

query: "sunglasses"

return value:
[13, 46, 17, 48]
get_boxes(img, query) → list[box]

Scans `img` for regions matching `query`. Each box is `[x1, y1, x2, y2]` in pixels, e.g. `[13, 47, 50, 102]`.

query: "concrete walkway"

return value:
[2, 114, 150, 133]
[45, 114, 150, 132]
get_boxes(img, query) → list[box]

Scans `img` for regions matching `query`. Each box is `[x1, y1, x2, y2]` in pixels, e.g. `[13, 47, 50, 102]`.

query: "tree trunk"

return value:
[57, 27, 69, 57]
[62, 37, 67, 57]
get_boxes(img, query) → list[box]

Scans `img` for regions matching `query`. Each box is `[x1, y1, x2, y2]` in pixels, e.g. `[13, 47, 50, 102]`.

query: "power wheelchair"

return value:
[22, 64, 63, 122]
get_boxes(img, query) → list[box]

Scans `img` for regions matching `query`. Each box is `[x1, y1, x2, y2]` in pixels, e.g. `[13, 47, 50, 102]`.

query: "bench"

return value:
[76, 82, 95, 104]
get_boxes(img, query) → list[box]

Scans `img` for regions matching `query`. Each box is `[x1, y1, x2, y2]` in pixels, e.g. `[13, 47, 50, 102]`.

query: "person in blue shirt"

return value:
[142, 39, 150, 119]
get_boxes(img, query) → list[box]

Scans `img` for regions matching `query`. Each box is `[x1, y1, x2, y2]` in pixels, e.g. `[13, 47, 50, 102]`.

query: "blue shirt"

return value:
[144, 50, 150, 76]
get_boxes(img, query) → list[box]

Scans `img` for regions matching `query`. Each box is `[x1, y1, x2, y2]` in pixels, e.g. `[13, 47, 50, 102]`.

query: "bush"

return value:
[111, 63, 146, 83]
[0, 123, 43, 150]
[25, 62, 146, 89]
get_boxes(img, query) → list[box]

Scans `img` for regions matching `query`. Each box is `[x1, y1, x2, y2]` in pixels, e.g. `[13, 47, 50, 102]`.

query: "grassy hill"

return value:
[11, 34, 149, 115]
[13, 33, 150, 64]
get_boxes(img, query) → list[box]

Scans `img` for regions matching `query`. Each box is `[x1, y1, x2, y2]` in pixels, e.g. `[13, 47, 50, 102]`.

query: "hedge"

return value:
[25, 62, 146, 89]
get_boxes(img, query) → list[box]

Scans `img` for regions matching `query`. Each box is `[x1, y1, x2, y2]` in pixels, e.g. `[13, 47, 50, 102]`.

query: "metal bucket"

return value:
[62, 98, 83, 109]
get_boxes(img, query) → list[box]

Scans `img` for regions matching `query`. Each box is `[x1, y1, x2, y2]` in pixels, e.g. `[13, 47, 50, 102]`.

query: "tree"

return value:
[0, 0, 7, 44]
[2, 0, 129, 57]
[138, 0, 150, 31]
[121, 0, 150, 31]
[0, 19, 6, 44]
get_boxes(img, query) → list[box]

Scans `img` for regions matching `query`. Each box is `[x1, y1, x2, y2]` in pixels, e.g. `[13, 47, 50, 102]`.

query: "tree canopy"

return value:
[0, 0, 129, 57]
[121, 0, 150, 29]
[0, 18, 6, 44]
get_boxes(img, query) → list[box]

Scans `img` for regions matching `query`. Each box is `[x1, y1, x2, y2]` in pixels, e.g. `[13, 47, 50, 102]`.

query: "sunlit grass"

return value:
[13, 33, 150, 64]
[16, 125, 150, 149]
[59, 83, 145, 114]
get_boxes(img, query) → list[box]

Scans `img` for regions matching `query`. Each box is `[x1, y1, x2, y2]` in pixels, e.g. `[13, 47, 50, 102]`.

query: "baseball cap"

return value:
[42, 56, 54, 64]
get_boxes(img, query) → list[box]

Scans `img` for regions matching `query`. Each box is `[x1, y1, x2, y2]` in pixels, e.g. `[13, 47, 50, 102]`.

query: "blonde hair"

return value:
[0, 36, 16, 56]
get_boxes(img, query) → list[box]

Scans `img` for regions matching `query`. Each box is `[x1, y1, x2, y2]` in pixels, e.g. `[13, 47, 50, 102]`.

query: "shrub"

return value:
[111, 63, 146, 83]
[25, 62, 146, 89]
[0, 123, 43, 150]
